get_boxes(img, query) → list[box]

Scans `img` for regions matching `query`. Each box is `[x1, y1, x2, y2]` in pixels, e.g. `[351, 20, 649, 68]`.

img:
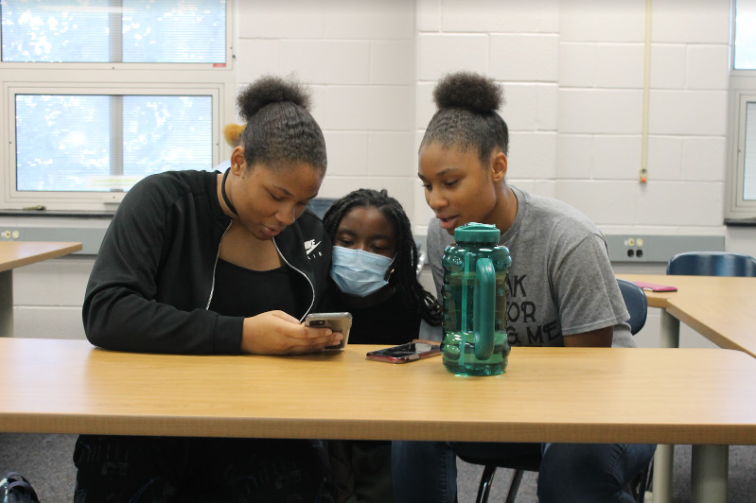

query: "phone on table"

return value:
[304, 312, 353, 350]
[366, 342, 441, 364]
[631, 281, 678, 292]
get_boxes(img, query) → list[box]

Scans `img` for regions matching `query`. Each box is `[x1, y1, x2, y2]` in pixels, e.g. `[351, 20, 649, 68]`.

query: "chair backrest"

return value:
[666, 251, 756, 277]
[617, 278, 647, 335]
[306, 197, 337, 220]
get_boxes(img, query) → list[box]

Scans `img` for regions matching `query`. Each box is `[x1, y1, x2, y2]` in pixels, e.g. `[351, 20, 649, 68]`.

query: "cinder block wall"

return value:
[236, 0, 418, 213]
[413, 0, 730, 235]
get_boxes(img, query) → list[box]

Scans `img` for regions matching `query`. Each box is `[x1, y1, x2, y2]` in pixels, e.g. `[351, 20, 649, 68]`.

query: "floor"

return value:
[457, 445, 756, 503]
[1, 434, 754, 502]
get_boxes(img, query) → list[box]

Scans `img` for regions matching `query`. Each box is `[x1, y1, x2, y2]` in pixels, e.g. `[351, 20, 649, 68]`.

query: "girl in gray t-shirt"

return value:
[424, 184, 635, 348]
[393, 71, 654, 503]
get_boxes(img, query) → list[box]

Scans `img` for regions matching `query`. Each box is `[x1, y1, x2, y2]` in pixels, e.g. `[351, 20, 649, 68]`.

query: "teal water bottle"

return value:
[441, 223, 512, 376]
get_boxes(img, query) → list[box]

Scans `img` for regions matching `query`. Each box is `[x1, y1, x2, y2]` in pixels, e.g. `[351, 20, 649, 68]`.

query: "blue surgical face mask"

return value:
[330, 247, 395, 297]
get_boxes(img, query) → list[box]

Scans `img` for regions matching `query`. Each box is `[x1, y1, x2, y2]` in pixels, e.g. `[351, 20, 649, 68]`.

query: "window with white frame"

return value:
[726, 0, 756, 221]
[735, 0, 756, 70]
[0, 0, 235, 211]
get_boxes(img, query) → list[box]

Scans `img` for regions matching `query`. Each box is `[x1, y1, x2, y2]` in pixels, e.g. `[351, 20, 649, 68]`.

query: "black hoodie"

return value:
[82, 170, 332, 355]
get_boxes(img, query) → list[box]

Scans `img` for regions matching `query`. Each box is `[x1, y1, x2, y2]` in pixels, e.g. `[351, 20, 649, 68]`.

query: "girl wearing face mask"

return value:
[321, 189, 441, 503]
[323, 188, 441, 346]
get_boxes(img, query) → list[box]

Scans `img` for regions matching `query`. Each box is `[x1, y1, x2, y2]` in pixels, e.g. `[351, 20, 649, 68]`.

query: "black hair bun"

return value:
[237, 75, 311, 120]
[433, 72, 504, 115]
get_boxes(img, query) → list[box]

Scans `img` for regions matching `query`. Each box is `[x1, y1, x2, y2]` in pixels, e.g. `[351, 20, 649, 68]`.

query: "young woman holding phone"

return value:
[79, 75, 338, 502]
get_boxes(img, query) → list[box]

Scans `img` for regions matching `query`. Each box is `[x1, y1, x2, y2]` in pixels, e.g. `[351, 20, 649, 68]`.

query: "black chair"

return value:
[458, 279, 650, 503]
[667, 251, 756, 277]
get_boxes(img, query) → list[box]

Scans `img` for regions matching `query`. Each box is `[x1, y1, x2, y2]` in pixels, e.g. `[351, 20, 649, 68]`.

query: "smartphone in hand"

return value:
[366, 342, 441, 364]
[305, 312, 353, 350]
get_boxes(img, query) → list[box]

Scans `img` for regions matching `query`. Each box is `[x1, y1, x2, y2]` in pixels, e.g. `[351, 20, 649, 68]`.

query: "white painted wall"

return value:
[414, 0, 561, 227]
[236, 0, 417, 213]
[3, 0, 748, 351]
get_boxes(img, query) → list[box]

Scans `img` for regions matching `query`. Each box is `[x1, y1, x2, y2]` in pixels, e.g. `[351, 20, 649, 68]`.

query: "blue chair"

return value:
[458, 279, 649, 503]
[667, 251, 756, 277]
[617, 278, 647, 335]
[306, 197, 337, 220]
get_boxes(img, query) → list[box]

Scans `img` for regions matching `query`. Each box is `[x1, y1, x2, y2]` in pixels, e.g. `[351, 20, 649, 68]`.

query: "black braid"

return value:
[237, 75, 327, 172]
[421, 71, 509, 162]
[323, 189, 442, 326]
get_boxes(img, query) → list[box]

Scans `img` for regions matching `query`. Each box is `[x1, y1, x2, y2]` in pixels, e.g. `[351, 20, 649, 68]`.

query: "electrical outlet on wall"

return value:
[606, 235, 725, 263]
[621, 237, 645, 260]
[0, 229, 21, 241]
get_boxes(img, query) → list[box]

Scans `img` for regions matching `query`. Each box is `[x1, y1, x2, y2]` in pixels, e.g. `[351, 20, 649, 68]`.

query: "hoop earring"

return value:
[384, 268, 395, 281]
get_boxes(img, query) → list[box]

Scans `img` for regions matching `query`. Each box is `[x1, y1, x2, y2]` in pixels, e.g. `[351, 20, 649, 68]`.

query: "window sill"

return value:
[0, 209, 115, 219]
[725, 218, 756, 227]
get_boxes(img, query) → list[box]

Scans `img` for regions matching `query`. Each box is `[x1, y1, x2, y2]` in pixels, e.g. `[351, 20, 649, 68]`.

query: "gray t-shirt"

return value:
[422, 185, 634, 348]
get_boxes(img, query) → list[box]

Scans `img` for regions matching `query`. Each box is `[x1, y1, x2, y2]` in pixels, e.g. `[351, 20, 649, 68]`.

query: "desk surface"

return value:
[618, 274, 756, 358]
[0, 241, 82, 273]
[1, 338, 755, 445]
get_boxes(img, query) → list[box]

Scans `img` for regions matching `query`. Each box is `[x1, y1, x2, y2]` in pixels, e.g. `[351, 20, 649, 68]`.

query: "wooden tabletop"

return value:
[0, 241, 82, 272]
[1, 338, 755, 445]
[618, 274, 756, 357]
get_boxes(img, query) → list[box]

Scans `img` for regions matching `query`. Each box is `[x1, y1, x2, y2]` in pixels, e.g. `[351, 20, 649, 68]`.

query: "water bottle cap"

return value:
[454, 222, 501, 243]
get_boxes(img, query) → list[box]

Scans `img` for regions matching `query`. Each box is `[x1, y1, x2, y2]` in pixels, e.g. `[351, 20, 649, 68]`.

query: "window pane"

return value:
[15, 94, 213, 192]
[735, 0, 756, 70]
[1, 0, 110, 62]
[123, 96, 213, 177]
[1, 0, 226, 63]
[744, 103, 756, 200]
[15, 95, 111, 191]
[122, 0, 226, 63]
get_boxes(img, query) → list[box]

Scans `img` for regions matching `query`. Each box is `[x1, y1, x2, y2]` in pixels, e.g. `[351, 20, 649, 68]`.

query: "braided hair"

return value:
[421, 71, 509, 162]
[236, 75, 327, 172]
[323, 189, 442, 327]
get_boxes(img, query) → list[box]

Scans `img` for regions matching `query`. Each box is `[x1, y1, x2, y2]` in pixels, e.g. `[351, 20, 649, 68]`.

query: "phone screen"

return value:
[305, 312, 352, 350]
[366, 342, 441, 363]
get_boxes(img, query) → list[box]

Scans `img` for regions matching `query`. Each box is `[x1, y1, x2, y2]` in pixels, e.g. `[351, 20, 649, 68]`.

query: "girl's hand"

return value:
[240, 311, 342, 355]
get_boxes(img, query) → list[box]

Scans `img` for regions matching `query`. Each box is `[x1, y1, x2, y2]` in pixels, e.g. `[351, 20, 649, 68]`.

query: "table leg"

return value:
[652, 444, 673, 503]
[691, 445, 728, 503]
[0, 270, 13, 336]
[652, 310, 680, 503]
[659, 309, 680, 349]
